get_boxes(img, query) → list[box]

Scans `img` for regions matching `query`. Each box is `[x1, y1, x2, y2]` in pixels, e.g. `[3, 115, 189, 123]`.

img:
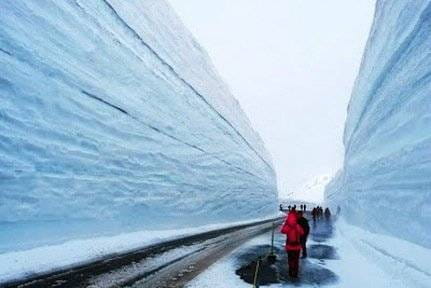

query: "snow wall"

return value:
[325, 0, 431, 248]
[0, 0, 277, 253]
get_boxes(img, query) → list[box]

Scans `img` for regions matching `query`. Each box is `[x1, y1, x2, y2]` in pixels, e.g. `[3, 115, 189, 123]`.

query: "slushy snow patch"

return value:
[187, 219, 431, 288]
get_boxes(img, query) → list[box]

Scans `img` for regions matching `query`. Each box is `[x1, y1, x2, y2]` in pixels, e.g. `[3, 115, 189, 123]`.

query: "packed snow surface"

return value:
[325, 0, 431, 248]
[187, 219, 431, 288]
[0, 0, 277, 254]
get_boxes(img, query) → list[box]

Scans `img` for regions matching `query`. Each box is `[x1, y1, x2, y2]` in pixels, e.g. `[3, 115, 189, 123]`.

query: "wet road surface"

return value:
[235, 215, 339, 287]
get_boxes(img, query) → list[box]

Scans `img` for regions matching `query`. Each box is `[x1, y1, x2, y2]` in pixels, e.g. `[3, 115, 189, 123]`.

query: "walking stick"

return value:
[253, 258, 260, 288]
[271, 222, 275, 254]
[267, 222, 277, 264]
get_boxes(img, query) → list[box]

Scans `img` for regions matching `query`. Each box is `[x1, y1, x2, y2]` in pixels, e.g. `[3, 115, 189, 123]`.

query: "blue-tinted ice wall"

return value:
[0, 0, 277, 252]
[325, 0, 431, 247]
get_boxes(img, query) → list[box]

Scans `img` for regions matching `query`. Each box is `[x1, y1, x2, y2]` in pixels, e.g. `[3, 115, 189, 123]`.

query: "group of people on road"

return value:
[279, 206, 309, 278]
[280, 205, 334, 278]
[311, 206, 331, 221]
[278, 202, 339, 279]
[279, 203, 307, 212]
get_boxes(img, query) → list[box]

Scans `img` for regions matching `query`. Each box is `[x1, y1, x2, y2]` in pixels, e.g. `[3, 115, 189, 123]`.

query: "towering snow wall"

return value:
[0, 0, 277, 252]
[325, 0, 431, 247]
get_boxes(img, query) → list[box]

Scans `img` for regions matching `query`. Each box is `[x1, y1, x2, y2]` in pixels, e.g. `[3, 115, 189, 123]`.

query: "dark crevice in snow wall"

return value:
[0, 0, 277, 252]
[325, 0, 431, 248]
[81, 89, 264, 180]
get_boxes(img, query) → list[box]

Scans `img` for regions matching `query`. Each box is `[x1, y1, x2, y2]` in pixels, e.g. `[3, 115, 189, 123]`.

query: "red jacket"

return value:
[280, 211, 304, 251]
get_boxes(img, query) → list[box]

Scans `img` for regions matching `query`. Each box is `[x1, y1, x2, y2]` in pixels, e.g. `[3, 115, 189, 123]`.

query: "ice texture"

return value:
[0, 0, 277, 253]
[325, 0, 431, 247]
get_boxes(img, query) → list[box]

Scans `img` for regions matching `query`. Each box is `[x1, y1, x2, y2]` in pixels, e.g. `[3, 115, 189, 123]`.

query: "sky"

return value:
[168, 0, 376, 198]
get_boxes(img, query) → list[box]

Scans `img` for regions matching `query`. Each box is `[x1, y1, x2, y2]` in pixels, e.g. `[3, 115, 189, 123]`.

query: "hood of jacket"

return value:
[286, 211, 298, 227]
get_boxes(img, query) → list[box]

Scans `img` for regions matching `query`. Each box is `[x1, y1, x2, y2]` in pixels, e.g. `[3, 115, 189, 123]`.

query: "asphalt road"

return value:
[4, 218, 282, 288]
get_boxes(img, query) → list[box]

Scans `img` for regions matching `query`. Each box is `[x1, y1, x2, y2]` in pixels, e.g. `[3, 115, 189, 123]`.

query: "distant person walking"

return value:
[297, 211, 310, 258]
[324, 208, 331, 220]
[312, 207, 317, 222]
[280, 210, 304, 278]
[303, 204, 307, 212]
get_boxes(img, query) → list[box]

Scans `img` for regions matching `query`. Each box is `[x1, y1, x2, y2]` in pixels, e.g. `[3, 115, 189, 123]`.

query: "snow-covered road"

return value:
[5, 214, 430, 288]
[187, 214, 431, 288]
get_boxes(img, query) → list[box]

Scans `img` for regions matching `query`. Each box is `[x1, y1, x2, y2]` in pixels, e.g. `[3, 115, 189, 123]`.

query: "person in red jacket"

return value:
[280, 210, 304, 278]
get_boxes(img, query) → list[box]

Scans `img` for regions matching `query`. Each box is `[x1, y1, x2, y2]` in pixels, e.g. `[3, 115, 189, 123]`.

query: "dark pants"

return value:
[287, 250, 300, 277]
[300, 236, 308, 257]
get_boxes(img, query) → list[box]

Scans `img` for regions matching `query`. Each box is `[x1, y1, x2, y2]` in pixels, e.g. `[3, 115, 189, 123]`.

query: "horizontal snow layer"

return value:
[325, 0, 431, 248]
[0, 0, 277, 253]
